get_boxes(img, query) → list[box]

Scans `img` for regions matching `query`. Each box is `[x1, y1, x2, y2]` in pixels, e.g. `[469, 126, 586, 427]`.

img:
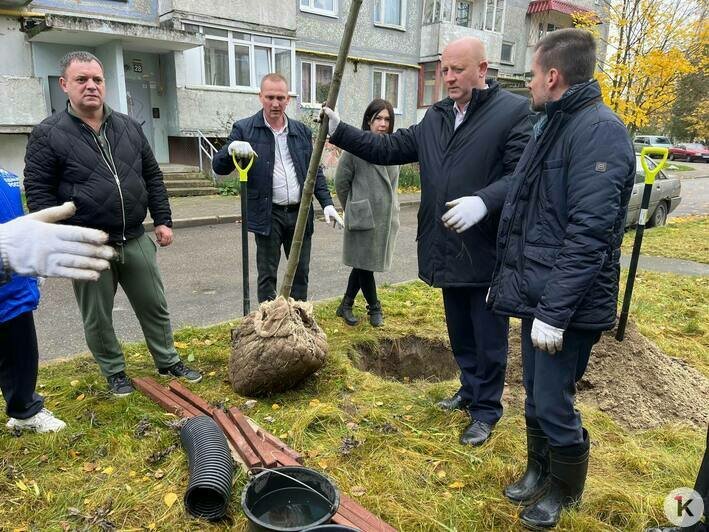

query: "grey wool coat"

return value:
[334, 151, 400, 272]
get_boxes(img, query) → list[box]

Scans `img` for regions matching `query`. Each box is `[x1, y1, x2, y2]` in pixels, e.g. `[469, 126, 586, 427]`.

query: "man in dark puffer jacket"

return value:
[473, 30, 635, 528]
[24, 51, 201, 397]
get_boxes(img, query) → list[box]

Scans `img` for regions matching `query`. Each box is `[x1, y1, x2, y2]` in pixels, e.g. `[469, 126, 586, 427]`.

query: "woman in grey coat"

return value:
[334, 99, 400, 327]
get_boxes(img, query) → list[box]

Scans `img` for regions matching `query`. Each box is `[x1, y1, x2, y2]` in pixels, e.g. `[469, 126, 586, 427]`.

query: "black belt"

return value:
[271, 203, 301, 213]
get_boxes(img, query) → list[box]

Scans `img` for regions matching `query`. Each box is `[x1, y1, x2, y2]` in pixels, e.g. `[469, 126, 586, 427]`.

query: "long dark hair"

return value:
[361, 98, 395, 133]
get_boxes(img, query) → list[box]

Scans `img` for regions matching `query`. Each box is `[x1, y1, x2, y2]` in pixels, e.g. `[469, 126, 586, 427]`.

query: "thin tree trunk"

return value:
[279, 0, 363, 299]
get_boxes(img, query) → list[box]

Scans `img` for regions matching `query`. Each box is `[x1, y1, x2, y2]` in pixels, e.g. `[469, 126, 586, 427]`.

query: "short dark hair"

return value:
[534, 28, 597, 86]
[60, 51, 104, 77]
[361, 98, 395, 133]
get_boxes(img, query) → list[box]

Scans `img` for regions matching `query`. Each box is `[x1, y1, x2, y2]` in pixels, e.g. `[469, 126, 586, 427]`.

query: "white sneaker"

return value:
[6, 408, 67, 433]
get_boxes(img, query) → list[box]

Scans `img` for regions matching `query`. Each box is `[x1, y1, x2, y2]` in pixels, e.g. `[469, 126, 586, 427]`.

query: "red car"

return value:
[669, 143, 709, 162]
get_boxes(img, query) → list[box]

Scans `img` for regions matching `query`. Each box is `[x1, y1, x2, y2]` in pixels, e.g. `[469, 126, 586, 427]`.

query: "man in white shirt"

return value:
[213, 73, 342, 302]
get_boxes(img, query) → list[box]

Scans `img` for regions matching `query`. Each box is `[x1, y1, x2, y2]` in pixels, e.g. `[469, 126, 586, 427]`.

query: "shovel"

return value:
[233, 152, 256, 316]
[616, 146, 668, 341]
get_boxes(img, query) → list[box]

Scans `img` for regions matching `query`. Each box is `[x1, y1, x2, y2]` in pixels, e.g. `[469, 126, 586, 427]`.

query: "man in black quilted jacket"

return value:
[24, 51, 201, 396]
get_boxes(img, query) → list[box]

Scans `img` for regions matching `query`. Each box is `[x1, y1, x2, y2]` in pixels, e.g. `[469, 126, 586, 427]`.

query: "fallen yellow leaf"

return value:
[174, 341, 188, 349]
[102, 466, 114, 475]
[375, 401, 384, 407]
[154, 469, 165, 479]
[279, 433, 288, 439]
[16, 480, 28, 491]
[271, 404, 280, 410]
[309, 399, 321, 407]
[164, 492, 178, 508]
[147, 523, 156, 530]
[204, 339, 212, 346]
[436, 470, 447, 479]
[207, 371, 216, 377]
[31, 481, 39, 496]
[129, 471, 137, 477]
[76, 394, 85, 401]
[70, 380, 80, 387]
[404, 405, 413, 411]
[448, 481, 465, 489]
[317, 460, 328, 470]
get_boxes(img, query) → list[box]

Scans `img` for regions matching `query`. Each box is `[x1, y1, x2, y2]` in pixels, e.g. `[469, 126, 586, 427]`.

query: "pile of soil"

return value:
[504, 321, 709, 429]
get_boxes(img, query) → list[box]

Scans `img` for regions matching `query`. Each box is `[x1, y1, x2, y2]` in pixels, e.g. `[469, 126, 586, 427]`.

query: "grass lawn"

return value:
[1, 273, 707, 531]
[665, 163, 696, 172]
[622, 215, 709, 264]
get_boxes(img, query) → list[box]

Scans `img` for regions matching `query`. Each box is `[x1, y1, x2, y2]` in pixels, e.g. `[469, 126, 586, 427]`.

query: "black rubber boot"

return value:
[505, 422, 550, 505]
[336, 296, 358, 326]
[367, 301, 383, 327]
[519, 429, 590, 530]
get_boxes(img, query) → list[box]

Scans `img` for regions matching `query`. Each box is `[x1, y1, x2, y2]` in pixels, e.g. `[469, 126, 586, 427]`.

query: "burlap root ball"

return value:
[229, 296, 329, 396]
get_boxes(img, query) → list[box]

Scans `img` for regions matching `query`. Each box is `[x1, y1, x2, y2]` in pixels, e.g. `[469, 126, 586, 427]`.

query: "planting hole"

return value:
[351, 336, 458, 382]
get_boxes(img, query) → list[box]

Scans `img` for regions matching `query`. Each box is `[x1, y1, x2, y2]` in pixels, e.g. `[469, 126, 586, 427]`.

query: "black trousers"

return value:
[255, 205, 312, 303]
[521, 318, 600, 448]
[344, 268, 378, 305]
[442, 287, 509, 425]
[0, 311, 44, 419]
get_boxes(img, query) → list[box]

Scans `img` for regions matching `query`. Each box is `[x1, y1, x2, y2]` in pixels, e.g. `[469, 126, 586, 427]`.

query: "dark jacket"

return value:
[486, 81, 635, 330]
[24, 107, 172, 244]
[212, 111, 334, 236]
[330, 81, 532, 287]
[0, 169, 39, 323]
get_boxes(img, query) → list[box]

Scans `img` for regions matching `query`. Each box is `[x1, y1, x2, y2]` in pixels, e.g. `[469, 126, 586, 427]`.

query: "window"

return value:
[300, 61, 334, 105]
[547, 23, 558, 33]
[501, 41, 514, 64]
[419, 62, 438, 107]
[375, 0, 405, 27]
[187, 26, 295, 90]
[484, 0, 504, 32]
[300, 0, 337, 16]
[373, 70, 401, 112]
[456, 1, 471, 26]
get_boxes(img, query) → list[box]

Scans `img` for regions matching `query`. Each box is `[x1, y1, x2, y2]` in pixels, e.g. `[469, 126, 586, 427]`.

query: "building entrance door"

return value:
[125, 79, 155, 151]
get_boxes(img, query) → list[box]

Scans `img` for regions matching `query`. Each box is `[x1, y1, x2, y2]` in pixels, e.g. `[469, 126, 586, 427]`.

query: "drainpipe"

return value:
[0, 8, 45, 17]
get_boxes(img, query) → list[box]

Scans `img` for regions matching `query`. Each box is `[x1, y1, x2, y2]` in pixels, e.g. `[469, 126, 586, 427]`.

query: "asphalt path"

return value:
[35, 205, 421, 362]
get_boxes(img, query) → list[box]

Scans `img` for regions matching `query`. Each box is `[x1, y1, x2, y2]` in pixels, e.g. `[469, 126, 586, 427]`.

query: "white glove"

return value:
[323, 205, 344, 229]
[228, 141, 256, 160]
[320, 106, 341, 137]
[442, 196, 488, 233]
[0, 202, 116, 281]
[531, 318, 565, 354]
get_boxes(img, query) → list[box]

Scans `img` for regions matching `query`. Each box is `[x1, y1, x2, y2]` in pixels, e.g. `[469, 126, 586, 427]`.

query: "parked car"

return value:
[633, 135, 673, 157]
[625, 154, 682, 228]
[669, 143, 709, 162]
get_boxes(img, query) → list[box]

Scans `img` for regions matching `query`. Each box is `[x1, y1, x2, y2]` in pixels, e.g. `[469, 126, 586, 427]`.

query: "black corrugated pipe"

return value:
[180, 415, 234, 520]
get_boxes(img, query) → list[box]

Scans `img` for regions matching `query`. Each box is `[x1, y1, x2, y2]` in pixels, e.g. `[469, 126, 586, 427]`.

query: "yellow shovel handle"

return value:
[640, 147, 669, 185]
[232, 153, 255, 182]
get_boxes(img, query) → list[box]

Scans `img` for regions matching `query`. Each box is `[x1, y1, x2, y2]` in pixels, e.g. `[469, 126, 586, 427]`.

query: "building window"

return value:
[300, 61, 334, 106]
[500, 41, 514, 64]
[418, 62, 439, 107]
[484, 0, 505, 32]
[375, 0, 405, 28]
[188, 25, 295, 90]
[300, 0, 337, 17]
[373, 70, 402, 112]
[456, 1, 471, 26]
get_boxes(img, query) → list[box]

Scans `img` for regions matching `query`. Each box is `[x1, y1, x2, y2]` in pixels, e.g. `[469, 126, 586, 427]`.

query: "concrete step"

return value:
[164, 179, 215, 189]
[160, 164, 200, 174]
[167, 187, 220, 197]
[161, 172, 208, 180]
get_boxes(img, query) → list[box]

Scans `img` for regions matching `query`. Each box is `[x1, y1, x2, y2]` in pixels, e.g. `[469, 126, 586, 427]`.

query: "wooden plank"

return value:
[139, 378, 202, 417]
[213, 410, 261, 469]
[133, 378, 192, 418]
[340, 494, 397, 532]
[254, 426, 303, 464]
[331, 510, 363, 529]
[228, 408, 278, 468]
[167, 380, 214, 415]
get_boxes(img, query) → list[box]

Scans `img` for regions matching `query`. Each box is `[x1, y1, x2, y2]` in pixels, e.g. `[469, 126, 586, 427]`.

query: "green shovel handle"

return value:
[639, 147, 669, 185]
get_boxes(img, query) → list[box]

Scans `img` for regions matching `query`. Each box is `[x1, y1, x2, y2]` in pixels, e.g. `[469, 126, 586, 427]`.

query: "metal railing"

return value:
[197, 129, 218, 184]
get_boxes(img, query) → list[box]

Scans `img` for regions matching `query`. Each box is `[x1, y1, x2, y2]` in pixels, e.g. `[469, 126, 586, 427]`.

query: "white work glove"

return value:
[442, 196, 488, 233]
[320, 106, 341, 137]
[323, 205, 344, 229]
[228, 140, 256, 160]
[0, 202, 116, 281]
[531, 318, 565, 354]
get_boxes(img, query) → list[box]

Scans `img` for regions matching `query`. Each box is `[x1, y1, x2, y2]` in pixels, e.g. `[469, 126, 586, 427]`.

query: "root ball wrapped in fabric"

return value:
[229, 296, 328, 396]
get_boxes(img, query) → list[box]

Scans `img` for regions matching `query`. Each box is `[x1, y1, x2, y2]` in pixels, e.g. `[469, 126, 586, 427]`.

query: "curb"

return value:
[143, 198, 421, 231]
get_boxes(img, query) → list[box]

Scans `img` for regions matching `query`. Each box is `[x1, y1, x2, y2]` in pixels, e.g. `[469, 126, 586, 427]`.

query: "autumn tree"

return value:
[574, 0, 706, 135]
